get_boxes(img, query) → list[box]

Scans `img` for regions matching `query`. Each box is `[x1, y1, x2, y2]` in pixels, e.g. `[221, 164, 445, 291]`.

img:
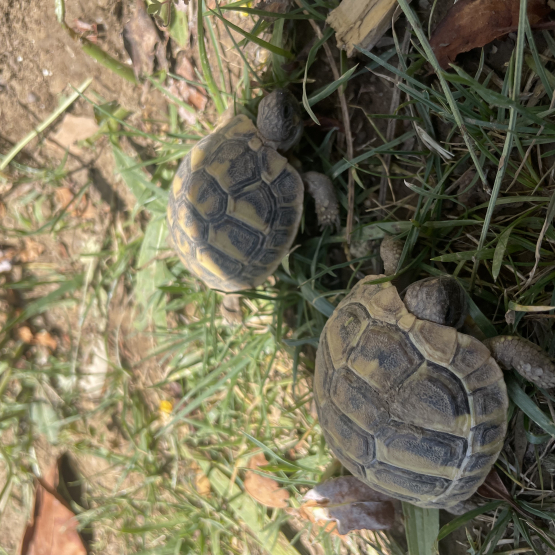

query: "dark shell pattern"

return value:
[168, 115, 304, 292]
[314, 275, 509, 509]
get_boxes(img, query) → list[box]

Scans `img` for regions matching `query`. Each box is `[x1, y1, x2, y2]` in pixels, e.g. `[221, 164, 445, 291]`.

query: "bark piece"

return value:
[327, 0, 408, 57]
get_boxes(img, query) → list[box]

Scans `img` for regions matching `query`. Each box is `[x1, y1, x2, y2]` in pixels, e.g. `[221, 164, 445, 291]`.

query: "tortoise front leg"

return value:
[484, 335, 555, 389]
[221, 294, 242, 326]
[302, 172, 340, 230]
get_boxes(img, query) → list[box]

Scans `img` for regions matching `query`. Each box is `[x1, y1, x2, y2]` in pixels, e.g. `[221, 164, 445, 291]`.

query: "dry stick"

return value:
[378, 27, 411, 217]
[293, 0, 355, 242]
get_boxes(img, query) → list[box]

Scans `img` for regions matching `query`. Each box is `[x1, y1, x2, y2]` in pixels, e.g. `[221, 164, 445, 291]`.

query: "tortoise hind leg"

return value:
[484, 335, 555, 388]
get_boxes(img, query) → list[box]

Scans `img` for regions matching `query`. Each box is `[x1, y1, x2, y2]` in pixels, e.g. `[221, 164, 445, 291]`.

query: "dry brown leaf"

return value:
[35, 330, 57, 351]
[174, 53, 207, 112]
[430, 0, 553, 69]
[253, 0, 291, 14]
[168, 52, 207, 124]
[300, 476, 395, 535]
[477, 468, 512, 501]
[195, 471, 211, 496]
[174, 0, 190, 12]
[49, 115, 100, 155]
[123, 0, 161, 80]
[55, 187, 74, 209]
[17, 326, 34, 344]
[19, 238, 45, 263]
[19, 461, 87, 555]
[243, 453, 289, 508]
[55, 188, 96, 220]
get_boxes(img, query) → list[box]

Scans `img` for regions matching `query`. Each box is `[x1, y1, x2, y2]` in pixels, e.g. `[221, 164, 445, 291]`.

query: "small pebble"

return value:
[42, 69, 52, 77]
[17, 56, 23, 62]
[27, 92, 38, 103]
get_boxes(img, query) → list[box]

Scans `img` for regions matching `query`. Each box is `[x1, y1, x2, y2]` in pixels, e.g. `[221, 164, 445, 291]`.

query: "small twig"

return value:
[293, 0, 354, 241]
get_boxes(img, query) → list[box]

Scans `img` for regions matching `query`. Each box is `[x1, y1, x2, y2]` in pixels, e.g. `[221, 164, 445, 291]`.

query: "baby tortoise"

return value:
[314, 239, 555, 509]
[167, 89, 339, 293]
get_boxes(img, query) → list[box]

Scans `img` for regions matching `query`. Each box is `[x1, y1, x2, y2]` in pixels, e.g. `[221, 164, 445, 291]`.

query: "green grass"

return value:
[2, 0, 555, 554]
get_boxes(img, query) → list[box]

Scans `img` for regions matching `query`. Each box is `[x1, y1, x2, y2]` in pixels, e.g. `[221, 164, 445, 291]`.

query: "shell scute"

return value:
[205, 140, 260, 194]
[390, 362, 470, 437]
[208, 219, 263, 264]
[269, 167, 303, 205]
[348, 323, 423, 393]
[329, 366, 388, 434]
[186, 172, 227, 221]
[228, 185, 276, 233]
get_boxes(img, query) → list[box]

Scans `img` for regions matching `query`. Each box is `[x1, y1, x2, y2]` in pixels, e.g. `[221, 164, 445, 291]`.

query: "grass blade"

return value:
[506, 375, 555, 437]
[403, 503, 439, 555]
[198, 0, 225, 114]
[209, 10, 294, 60]
[135, 215, 169, 331]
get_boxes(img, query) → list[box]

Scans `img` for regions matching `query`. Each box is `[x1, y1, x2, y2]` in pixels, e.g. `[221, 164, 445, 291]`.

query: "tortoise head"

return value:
[404, 276, 468, 329]
[257, 89, 303, 151]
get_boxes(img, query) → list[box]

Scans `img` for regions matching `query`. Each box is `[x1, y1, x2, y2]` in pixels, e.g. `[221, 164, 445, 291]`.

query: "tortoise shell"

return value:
[314, 275, 509, 509]
[167, 115, 303, 292]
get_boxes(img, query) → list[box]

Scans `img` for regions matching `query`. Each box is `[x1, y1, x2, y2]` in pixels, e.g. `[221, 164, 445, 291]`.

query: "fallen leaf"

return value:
[0, 250, 12, 273]
[17, 326, 34, 343]
[477, 468, 512, 502]
[174, 0, 190, 12]
[49, 115, 100, 155]
[253, 0, 291, 14]
[300, 476, 395, 535]
[430, 0, 553, 69]
[243, 453, 289, 508]
[195, 471, 211, 496]
[123, 0, 161, 80]
[78, 339, 108, 399]
[168, 52, 207, 124]
[19, 461, 87, 555]
[19, 238, 45, 263]
[55, 188, 74, 209]
[174, 53, 207, 111]
[35, 330, 57, 351]
[55, 188, 96, 220]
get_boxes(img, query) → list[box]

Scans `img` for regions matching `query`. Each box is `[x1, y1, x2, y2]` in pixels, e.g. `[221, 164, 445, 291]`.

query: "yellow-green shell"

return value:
[168, 115, 303, 292]
[315, 276, 509, 509]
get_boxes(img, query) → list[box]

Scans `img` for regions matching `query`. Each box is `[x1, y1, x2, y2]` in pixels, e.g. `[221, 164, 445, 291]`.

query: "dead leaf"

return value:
[123, 0, 161, 80]
[55, 188, 96, 220]
[174, 0, 190, 12]
[430, 0, 553, 69]
[188, 461, 211, 496]
[19, 238, 45, 263]
[174, 53, 207, 111]
[19, 461, 87, 555]
[17, 326, 34, 344]
[477, 468, 512, 501]
[195, 471, 211, 496]
[243, 453, 289, 508]
[0, 249, 12, 273]
[49, 115, 100, 155]
[253, 0, 291, 14]
[168, 52, 207, 124]
[35, 331, 57, 351]
[300, 476, 395, 535]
